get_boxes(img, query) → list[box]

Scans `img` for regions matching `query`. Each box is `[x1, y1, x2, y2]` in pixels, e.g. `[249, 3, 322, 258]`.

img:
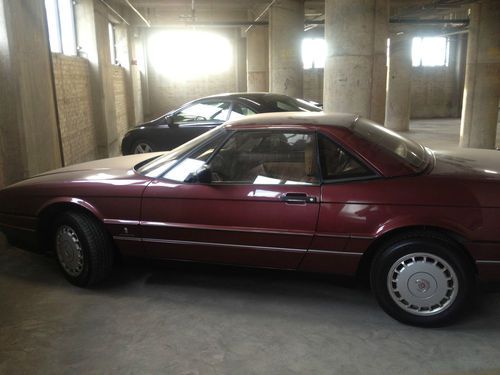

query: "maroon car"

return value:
[1, 113, 499, 326]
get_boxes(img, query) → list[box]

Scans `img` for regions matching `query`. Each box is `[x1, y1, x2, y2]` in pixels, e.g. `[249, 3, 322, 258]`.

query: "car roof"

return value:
[202, 92, 292, 101]
[224, 112, 359, 129]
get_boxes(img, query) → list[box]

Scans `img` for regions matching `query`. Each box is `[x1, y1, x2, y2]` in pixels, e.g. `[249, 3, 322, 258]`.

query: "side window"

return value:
[163, 132, 227, 182]
[228, 103, 257, 120]
[318, 135, 376, 181]
[173, 101, 230, 125]
[208, 131, 319, 185]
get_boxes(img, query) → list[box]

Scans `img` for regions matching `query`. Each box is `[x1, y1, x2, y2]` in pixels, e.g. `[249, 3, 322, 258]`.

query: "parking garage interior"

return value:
[1, 0, 500, 374]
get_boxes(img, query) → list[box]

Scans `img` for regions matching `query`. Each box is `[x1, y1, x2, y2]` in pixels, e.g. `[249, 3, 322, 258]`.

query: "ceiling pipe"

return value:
[244, 0, 277, 33]
[123, 0, 151, 27]
[134, 18, 469, 28]
[390, 18, 469, 25]
[98, 0, 130, 25]
[142, 21, 268, 28]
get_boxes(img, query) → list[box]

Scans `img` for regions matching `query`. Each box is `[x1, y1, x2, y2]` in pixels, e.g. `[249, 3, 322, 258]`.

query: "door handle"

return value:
[280, 193, 317, 204]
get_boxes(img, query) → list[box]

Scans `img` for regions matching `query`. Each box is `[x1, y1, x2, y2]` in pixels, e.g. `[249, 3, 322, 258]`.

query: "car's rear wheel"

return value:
[133, 140, 155, 154]
[370, 232, 474, 327]
[53, 212, 113, 287]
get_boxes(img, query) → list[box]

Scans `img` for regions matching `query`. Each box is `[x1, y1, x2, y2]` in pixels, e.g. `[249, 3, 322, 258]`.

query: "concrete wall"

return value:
[0, 0, 144, 188]
[303, 68, 324, 103]
[409, 35, 465, 119]
[410, 66, 458, 118]
[73, 0, 142, 157]
[131, 64, 144, 125]
[52, 54, 99, 165]
[0, 0, 62, 187]
[299, 34, 466, 119]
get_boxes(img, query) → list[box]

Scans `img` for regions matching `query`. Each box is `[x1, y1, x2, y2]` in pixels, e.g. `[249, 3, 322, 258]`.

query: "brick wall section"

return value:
[112, 66, 129, 140]
[52, 54, 99, 165]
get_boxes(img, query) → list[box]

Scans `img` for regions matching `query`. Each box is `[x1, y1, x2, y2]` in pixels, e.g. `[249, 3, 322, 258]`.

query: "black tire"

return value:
[53, 211, 114, 287]
[132, 140, 155, 154]
[370, 231, 474, 327]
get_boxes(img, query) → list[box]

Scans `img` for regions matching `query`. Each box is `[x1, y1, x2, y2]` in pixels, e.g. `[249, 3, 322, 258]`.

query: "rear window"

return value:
[351, 119, 427, 170]
[267, 96, 322, 112]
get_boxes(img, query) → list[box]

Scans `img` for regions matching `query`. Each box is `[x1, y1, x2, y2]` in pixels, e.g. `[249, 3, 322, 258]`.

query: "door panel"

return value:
[141, 182, 320, 269]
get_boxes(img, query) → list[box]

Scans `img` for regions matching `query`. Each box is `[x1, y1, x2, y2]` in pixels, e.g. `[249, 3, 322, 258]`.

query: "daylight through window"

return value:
[412, 37, 449, 67]
[148, 31, 233, 79]
[44, 0, 77, 55]
[108, 22, 117, 64]
[302, 38, 326, 69]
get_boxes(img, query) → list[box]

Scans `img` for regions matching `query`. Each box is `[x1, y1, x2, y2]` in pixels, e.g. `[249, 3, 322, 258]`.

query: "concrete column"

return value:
[269, 0, 303, 97]
[247, 26, 268, 92]
[74, 0, 118, 157]
[323, 0, 388, 123]
[115, 23, 146, 127]
[130, 32, 144, 124]
[385, 35, 412, 131]
[0, 0, 62, 186]
[459, 1, 500, 149]
[236, 30, 247, 92]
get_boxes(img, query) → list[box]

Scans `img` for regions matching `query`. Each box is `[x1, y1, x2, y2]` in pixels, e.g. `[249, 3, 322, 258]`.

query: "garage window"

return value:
[108, 22, 118, 64]
[412, 37, 449, 67]
[44, 0, 77, 55]
[302, 38, 326, 69]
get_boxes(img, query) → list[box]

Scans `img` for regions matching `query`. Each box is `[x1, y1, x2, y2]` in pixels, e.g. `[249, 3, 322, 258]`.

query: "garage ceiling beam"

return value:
[99, 0, 130, 25]
[123, 0, 151, 27]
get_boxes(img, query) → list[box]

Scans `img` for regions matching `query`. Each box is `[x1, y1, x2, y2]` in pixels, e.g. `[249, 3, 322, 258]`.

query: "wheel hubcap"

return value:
[134, 143, 152, 153]
[56, 225, 84, 277]
[387, 252, 458, 316]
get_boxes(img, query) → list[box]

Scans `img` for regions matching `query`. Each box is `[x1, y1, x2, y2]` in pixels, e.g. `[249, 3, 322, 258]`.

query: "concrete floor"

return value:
[401, 118, 500, 150]
[2, 118, 500, 375]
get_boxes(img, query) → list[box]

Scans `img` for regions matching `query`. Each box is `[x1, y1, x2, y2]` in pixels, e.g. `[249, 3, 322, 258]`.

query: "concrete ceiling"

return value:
[112, 0, 473, 28]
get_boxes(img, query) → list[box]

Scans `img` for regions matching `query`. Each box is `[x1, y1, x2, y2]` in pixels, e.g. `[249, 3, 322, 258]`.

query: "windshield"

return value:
[136, 126, 226, 178]
[351, 118, 427, 170]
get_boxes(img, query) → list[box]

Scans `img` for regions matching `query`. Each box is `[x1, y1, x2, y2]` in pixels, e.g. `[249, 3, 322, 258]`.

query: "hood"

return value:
[431, 148, 500, 180]
[38, 152, 164, 177]
[5, 153, 164, 189]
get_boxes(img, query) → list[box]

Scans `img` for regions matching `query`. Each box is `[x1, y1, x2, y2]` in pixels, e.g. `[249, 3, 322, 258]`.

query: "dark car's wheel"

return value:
[53, 212, 113, 287]
[132, 140, 155, 154]
[370, 232, 474, 327]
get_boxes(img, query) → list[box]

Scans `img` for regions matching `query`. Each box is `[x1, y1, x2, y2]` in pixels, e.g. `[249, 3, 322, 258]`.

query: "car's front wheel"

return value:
[53, 211, 114, 287]
[370, 232, 474, 327]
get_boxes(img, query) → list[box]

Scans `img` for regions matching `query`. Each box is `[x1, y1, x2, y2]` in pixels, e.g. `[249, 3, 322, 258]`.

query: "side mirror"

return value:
[165, 115, 177, 127]
[196, 166, 212, 184]
[185, 166, 212, 184]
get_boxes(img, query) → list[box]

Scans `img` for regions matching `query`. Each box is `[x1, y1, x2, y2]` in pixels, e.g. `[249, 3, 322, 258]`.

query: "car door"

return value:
[299, 133, 381, 275]
[140, 129, 321, 269]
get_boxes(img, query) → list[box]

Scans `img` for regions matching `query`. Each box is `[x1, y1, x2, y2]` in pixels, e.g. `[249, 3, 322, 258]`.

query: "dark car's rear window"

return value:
[351, 118, 428, 171]
[265, 95, 322, 113]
